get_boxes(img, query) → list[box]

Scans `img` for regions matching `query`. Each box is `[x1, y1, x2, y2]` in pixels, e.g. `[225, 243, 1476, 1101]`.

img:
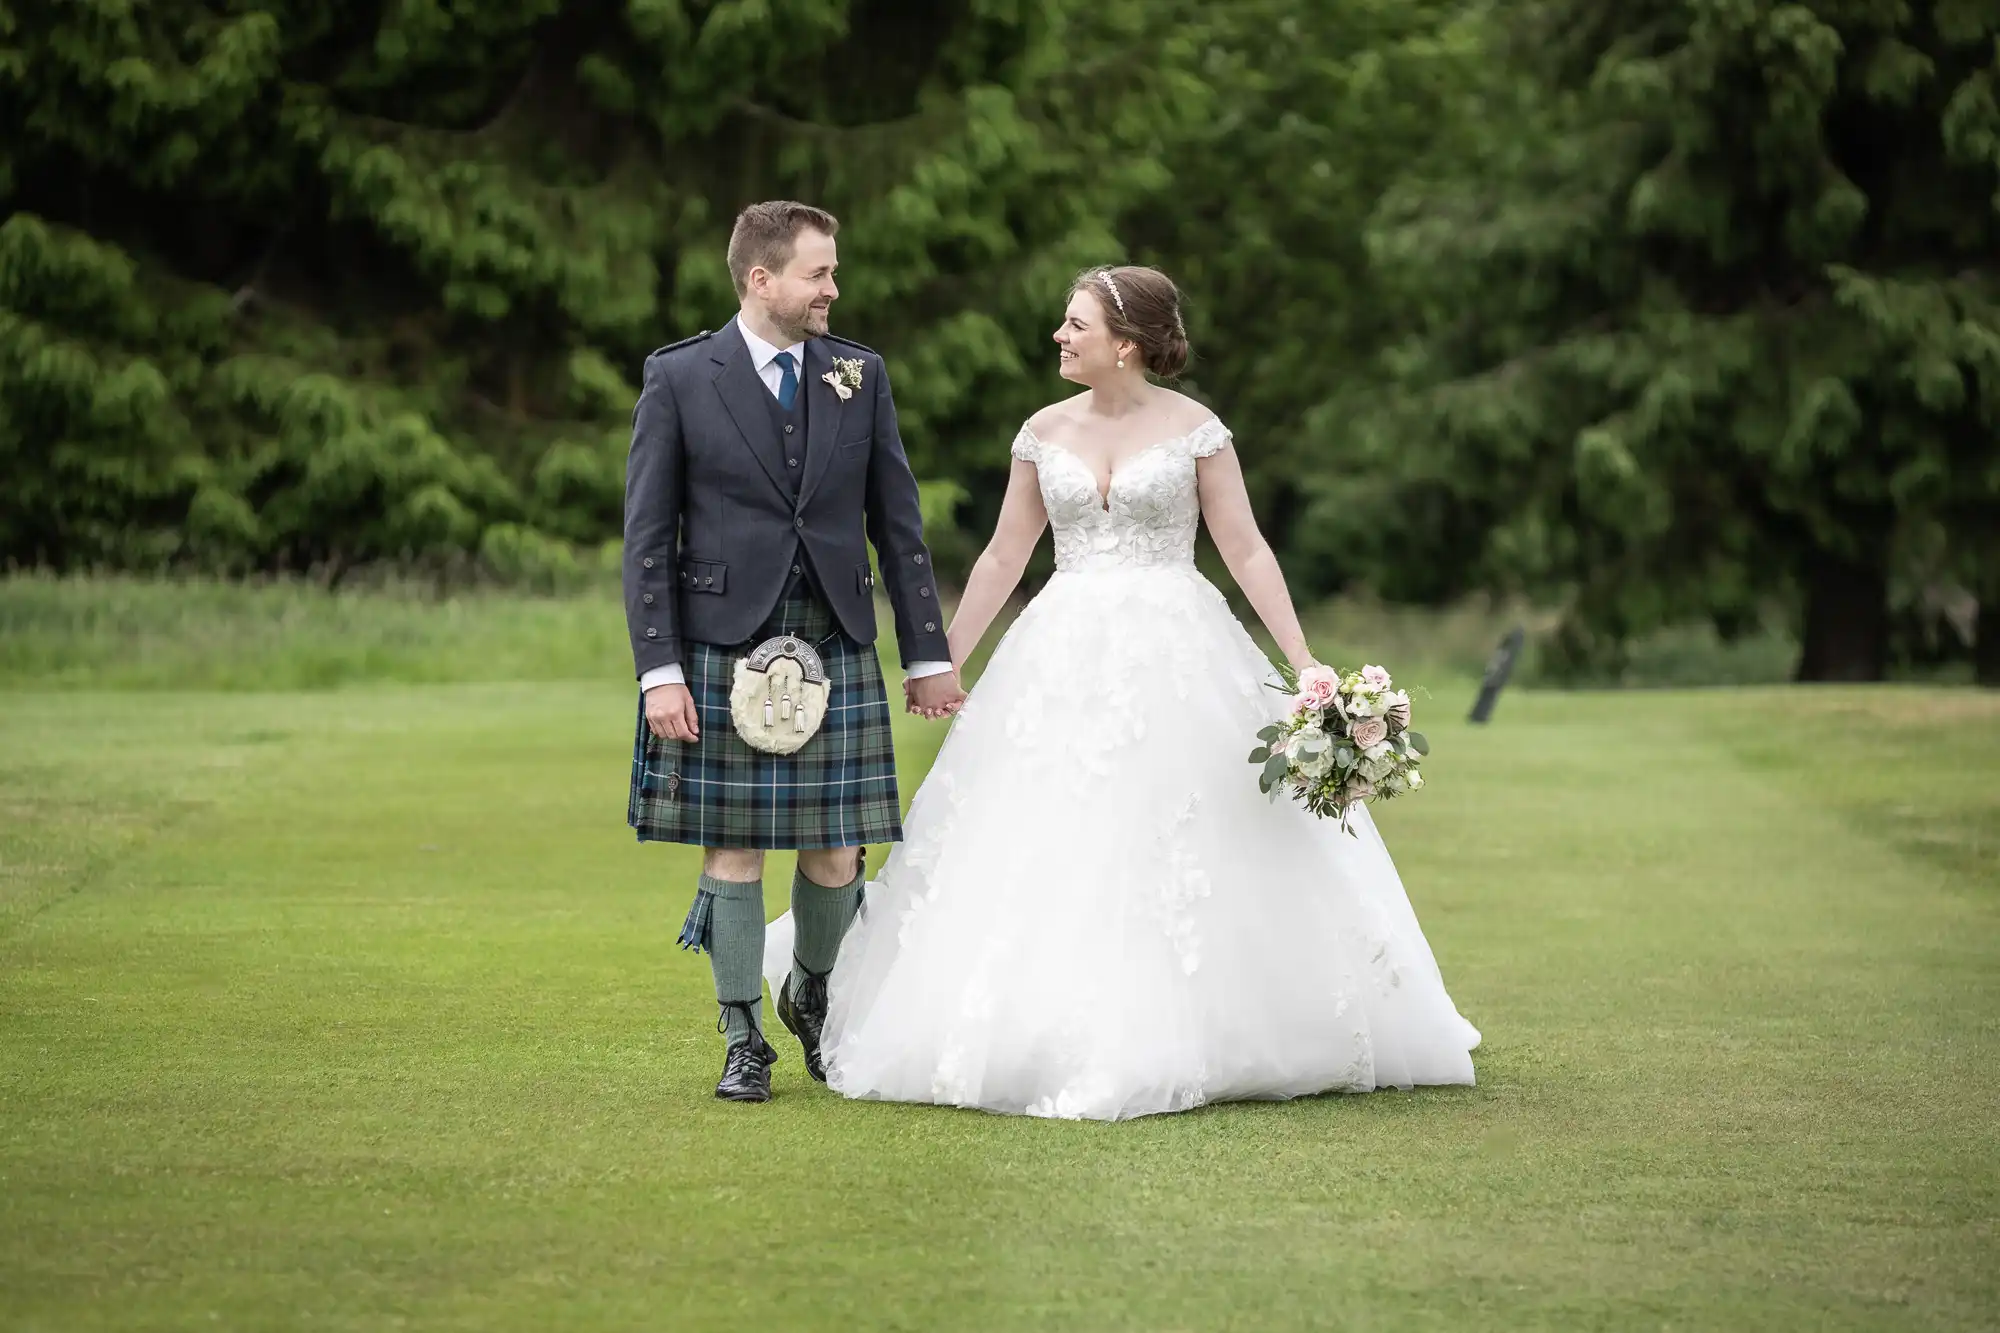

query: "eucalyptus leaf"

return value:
[1407, 731, 1430, 756]
[1248, 747, 1270, 765]
[1261, 752, 1290, 787]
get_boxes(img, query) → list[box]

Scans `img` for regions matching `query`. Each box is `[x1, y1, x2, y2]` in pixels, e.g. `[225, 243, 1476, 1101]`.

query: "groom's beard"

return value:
[774, 298, 831, 343]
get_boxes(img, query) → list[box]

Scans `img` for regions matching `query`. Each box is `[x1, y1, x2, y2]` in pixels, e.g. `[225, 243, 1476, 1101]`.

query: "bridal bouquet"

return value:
[1250, 663, 1429, 833]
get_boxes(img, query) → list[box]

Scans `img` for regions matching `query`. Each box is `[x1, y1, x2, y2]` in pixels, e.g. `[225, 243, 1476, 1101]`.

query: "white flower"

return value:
[1407, 770, 1424, 791]
[826, 356, 865, 400]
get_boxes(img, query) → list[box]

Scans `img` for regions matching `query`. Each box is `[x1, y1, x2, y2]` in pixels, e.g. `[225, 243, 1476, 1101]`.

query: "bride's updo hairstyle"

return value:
[1072, 265, 1190, 378]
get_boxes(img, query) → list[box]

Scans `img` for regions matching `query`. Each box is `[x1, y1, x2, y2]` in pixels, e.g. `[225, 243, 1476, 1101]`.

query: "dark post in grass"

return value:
[1468, 627, 1524, 725]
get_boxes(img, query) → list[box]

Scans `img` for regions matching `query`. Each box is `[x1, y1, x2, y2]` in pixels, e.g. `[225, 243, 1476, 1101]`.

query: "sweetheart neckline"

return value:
[1023, 424, 1208, 511]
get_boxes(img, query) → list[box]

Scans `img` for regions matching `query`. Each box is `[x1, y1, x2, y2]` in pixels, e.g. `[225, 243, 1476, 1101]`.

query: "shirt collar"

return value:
[736, 315, 804, 372]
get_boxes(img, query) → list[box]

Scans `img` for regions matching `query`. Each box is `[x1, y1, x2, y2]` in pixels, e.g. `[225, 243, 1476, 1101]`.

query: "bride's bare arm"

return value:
[946, 460, 1048, 670]
[1197, 442, 1315, 671]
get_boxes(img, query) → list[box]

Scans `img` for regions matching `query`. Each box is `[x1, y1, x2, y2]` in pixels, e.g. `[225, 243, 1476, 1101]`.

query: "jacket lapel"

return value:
[708, 321, 792, 499]
[796, 337, 847, 511]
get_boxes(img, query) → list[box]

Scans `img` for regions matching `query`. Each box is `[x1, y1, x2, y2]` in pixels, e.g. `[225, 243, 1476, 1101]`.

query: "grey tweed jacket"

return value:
[622, 318, 950, 677]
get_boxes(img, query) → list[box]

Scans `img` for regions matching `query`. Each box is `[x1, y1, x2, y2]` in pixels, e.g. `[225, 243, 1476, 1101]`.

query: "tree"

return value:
[0, 0, 1215, 582]
[1353, 0, 2000, 681]
[1115, 0, 1483, 596]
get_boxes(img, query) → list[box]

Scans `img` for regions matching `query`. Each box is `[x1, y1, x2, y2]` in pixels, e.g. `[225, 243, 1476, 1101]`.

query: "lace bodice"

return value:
[1011, 417, 1232, 571]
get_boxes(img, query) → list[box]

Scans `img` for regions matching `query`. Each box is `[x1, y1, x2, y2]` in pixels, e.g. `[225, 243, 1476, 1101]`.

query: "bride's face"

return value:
[1054, 291, 1129, 383]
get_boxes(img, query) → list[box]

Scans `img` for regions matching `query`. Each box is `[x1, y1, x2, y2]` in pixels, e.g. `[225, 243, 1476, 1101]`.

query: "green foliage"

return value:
[0, 0, 1225, 579]
[1349, 0, 2000, 681]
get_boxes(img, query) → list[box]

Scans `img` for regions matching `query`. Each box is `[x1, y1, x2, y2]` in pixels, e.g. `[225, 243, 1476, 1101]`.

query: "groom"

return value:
[624, 201, 966, 1103]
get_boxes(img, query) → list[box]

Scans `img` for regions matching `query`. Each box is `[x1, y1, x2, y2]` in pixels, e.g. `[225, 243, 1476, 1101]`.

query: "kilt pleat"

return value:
[628, 593, 903, 850]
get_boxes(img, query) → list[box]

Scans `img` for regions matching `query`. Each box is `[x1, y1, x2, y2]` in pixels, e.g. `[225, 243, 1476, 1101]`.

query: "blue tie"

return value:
[774, 351, 798, 410]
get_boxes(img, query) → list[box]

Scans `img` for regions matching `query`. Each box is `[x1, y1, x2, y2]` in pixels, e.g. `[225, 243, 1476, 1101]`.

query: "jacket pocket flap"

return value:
[681, 560, 727, 594]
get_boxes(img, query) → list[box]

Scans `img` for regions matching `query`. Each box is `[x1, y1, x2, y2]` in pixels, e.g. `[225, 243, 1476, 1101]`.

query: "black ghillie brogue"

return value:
[713, 1001, 779, 1102]
[776, 961, 832, 1083]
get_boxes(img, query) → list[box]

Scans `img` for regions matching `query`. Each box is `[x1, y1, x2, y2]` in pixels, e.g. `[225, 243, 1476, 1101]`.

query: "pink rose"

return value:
[1294, 665, 1340, 712]
[1361, 664, 1393, 689]
[1349, 717, 1389, 749]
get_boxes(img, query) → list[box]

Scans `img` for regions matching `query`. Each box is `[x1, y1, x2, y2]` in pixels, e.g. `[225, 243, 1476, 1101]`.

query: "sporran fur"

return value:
[729, 634, 830, 754]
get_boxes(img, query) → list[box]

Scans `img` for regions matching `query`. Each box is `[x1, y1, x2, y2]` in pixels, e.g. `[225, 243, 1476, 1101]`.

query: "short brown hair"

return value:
[1071, 265, 1190, 378]
[727, 201, 840, 298]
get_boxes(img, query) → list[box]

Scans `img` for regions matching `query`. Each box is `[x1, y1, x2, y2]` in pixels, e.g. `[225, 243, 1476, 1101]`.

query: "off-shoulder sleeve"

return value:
[1010, 422, 1040, 464]
[1187, 417, 1233, 458]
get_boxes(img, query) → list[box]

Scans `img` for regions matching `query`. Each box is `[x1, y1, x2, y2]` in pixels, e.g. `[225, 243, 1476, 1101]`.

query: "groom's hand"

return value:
[906, 671, 966, 721]
[645, 683, 700, 742]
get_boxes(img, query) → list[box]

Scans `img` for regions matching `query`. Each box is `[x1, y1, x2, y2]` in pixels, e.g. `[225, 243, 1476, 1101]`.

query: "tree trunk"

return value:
[1978, 596, 2000, 688]
[1795, 549, 1889, 682]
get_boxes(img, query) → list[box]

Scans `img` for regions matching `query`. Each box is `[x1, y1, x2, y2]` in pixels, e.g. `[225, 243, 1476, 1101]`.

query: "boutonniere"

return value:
[822, 357, 864, 401]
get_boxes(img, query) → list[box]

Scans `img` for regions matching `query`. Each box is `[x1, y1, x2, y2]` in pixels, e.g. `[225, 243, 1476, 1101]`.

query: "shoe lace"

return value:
[716, 1000, 771, 1068]
[791, 959, 831, 1023]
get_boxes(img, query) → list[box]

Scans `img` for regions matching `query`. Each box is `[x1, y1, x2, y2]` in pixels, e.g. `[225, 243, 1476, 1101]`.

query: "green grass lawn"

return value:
[2, 586, 1996, 1330]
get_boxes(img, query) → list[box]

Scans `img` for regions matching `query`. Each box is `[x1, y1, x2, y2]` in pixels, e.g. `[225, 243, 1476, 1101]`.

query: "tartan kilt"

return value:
[628, 592, 903, 850]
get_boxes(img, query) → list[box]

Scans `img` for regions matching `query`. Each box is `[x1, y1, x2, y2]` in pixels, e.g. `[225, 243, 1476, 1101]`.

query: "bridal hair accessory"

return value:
[822, 356, 864, 401]
[1096, 269, 1126, 316]
[730, 635, 830, 754]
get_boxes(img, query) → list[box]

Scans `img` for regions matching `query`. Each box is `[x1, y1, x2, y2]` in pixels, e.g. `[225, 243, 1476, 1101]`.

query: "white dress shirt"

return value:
[640, 316, 953, 693]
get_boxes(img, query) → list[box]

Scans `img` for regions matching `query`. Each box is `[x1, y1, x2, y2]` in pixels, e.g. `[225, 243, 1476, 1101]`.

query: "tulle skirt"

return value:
[766, 563, 1479, 1120]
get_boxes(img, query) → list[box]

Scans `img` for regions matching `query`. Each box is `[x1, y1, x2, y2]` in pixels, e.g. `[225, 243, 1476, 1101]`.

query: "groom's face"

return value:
[756, 228, 839, 342]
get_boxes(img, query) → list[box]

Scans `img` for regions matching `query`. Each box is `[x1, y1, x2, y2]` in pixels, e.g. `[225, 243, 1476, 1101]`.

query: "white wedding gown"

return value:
[764, 416, 1479, 1120]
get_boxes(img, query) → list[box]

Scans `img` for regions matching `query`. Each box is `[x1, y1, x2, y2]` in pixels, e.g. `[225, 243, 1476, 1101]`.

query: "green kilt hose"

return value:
[628, 592, 904, 851]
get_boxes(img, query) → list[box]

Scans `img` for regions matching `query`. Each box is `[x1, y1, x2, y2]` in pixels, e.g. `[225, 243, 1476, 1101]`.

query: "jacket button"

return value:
[646, 628, 658, 639]
[702, 577, 713, 586]
[793, 564, 802, 575]
[788, 458, 798, 467]
[784, 424, 795, 434]
[919, 587, 931, 598]
[795, 517, 804, 529]
[924, 622, 936, 633]
[914, 554, 925, 565]
[642, 557, 654, 569]
[643, 593, 654, 605]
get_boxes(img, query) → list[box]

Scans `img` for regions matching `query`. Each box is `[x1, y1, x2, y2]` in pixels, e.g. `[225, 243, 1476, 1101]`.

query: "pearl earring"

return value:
[1116, 357, 1125, 369]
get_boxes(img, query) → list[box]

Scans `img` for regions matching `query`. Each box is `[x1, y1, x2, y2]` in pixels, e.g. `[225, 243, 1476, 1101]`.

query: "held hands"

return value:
[644, 683, 700, 742]
[905, 670, 967, 721]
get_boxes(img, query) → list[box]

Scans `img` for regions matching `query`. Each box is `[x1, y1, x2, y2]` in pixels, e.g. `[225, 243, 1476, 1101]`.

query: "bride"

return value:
[766, 265, 1479, 1120]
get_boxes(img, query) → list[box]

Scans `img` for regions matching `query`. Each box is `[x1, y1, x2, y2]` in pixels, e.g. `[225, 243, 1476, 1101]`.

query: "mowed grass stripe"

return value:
[1, 683, 1994, 1331]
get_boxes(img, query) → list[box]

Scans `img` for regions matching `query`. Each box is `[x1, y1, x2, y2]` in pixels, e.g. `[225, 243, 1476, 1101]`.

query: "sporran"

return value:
[729, 634, 830, 755]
